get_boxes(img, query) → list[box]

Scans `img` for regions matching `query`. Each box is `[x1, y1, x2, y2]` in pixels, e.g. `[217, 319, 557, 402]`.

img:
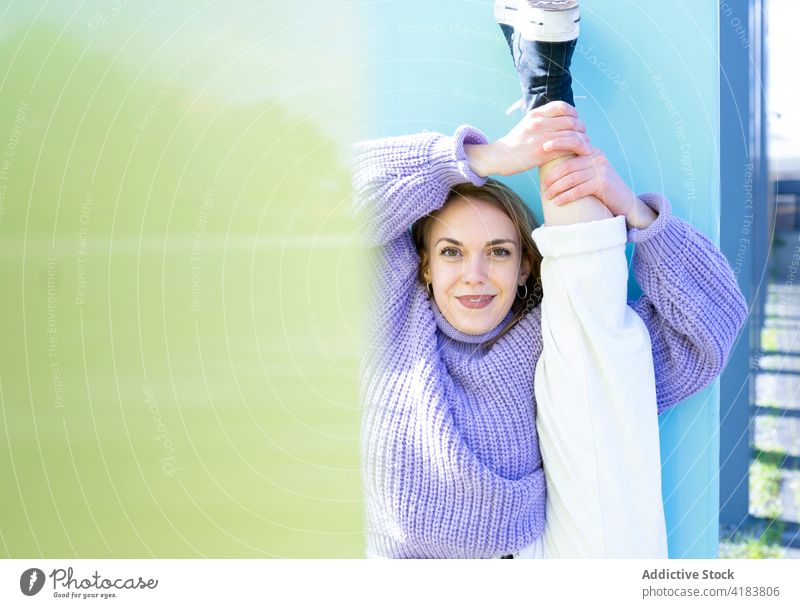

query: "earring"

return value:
[426, 283, 433, 297]
[517, 284, 528, 299]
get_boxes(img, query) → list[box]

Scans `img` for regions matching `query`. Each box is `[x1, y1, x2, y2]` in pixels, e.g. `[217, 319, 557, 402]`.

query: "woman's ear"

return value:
[519, 255, 532, 285]
[419, 250, 431, 283]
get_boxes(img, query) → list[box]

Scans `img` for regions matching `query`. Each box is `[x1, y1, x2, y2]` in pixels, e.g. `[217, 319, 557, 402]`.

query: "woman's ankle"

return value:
[539, 156, 612, 226]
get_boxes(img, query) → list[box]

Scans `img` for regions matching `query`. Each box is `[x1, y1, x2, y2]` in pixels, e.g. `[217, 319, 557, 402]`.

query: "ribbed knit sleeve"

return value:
[628, 193, 748, 415]
[351, 125, 489, 247]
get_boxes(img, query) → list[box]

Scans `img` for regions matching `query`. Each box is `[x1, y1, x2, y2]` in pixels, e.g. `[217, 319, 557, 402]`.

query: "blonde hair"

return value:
[411, 179, 543, 346]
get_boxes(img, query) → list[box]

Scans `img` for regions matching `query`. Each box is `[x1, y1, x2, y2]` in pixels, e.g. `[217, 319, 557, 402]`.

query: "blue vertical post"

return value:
[359, 0, 725, 557]
[718, 0, 766, 532]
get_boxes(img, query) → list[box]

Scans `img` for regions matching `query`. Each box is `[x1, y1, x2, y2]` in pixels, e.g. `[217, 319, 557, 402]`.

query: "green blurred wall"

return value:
[0, 1, 365, 557]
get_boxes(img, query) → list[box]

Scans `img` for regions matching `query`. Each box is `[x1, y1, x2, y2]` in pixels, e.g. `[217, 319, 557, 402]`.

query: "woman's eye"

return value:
[491, 248, 511, 258]
[440, 247, 461, 257]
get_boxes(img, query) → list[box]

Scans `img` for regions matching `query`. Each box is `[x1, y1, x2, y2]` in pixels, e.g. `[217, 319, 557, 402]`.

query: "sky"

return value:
[767, 0, 800, 174]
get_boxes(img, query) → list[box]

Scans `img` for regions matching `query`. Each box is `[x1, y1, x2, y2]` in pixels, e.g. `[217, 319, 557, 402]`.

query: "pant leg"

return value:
[518, 37, 577, 109]
[497, 24, 576, 109]
[499, 22, 515, 57]
[531, 216, 669, 558]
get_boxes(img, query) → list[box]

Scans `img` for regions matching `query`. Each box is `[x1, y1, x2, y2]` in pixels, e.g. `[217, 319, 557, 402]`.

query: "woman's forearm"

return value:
[464, 142, 498, 177]
[464, 140, 536, 178]
[625, 198, 658, 230]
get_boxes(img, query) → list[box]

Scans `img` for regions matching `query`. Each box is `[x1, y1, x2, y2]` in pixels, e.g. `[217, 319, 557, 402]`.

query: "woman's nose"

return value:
[462, 258, 489, 284]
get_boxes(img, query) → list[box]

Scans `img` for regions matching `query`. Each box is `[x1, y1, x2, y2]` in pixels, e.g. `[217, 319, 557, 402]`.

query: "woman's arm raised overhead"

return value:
[532, 140, 748, 413]
[626, 194, 748, 415]
[351, 126, 489, 248]
[351, 101, 591, 245]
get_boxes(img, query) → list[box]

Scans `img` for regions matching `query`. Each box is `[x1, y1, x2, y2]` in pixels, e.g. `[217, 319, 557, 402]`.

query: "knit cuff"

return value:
[626, 192, 672, 244]
[532, 215, 627, 258]
[427, 125, 490, 188]
[631, 206, 693, 268]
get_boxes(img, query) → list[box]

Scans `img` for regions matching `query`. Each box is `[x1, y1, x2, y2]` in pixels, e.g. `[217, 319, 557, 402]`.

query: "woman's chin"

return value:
[439, 297, 512, 335]
[451, 311, 504, 336]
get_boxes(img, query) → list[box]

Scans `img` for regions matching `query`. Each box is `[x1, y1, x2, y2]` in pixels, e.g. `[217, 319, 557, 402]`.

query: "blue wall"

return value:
[358, 0, 722, 557]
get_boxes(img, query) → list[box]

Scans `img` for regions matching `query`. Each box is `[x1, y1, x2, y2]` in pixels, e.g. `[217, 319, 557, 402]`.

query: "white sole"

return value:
[494, 1, 520, 26]
[495, 0, 580, 42]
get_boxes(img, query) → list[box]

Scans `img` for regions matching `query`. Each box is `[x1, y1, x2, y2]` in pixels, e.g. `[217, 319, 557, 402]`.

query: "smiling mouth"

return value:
[456, 295, 495, 309]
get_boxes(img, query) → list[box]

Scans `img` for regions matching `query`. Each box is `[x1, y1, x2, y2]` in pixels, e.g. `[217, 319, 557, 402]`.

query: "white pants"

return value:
[513, 216, 668, 558]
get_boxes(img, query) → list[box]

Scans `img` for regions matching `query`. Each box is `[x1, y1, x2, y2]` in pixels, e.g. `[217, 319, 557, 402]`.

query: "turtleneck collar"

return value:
[429, 297, 514, 345]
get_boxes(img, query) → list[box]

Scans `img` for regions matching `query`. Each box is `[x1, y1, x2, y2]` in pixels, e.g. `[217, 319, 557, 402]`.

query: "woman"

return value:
[352, 2, 747, 559]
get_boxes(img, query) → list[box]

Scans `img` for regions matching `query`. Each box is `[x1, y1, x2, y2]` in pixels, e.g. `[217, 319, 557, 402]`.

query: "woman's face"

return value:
[423, 196, 531, 335]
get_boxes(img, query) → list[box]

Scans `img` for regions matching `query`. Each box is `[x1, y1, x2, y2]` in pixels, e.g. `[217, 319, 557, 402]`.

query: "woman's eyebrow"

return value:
[434, 237, 518, 247]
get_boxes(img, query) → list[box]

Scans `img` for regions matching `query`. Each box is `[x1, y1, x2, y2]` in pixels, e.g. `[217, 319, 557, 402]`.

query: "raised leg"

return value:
[495, 1, 610, 226]
[532, 217, 668, 558]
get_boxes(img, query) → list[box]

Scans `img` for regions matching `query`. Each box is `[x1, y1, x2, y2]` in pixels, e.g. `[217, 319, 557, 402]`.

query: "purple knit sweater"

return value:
[352, 125, 747, 559]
